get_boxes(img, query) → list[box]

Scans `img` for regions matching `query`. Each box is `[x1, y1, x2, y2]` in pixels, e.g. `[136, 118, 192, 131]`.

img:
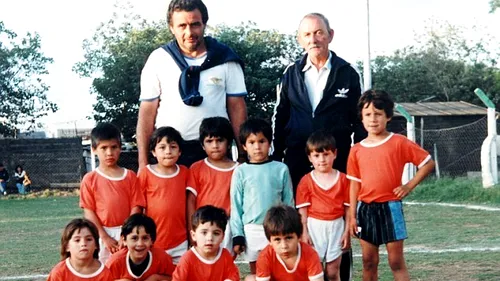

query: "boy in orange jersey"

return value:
[248, 205, 323, 281]
[106, 213, 175, 281]
[80, 123, 145, 264]
[187, 117, 238, 252]
[347, 90, 435, 281]
[173, 205, 240, 281]
[137, 126, 191, 264]
[296, 130, 350, 281]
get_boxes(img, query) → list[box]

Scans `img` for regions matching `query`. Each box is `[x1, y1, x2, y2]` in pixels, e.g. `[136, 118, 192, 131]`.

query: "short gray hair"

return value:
[300, 13, 332, 31]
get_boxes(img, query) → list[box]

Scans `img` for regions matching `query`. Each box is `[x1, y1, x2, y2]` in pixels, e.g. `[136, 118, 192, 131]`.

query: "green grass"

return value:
[0, 196, 81, 278]
[1, 178, 500, 280]
[408, 177, 500, 204]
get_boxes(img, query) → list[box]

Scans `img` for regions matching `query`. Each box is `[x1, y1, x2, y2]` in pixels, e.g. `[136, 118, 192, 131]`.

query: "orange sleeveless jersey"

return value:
[79, 169, 145, 227]
[47, 259, 113, 281]
[188, 158, 238, 216]
[347, 133, 431, 203]
[106, 248, 175, 280]
[138, 165, 191, 250]
[256, 241, 323, 281]
[296, 171, 350, 220]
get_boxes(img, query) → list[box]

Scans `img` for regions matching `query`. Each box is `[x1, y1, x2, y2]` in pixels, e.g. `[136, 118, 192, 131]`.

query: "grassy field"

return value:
[1, 178, 500, 280]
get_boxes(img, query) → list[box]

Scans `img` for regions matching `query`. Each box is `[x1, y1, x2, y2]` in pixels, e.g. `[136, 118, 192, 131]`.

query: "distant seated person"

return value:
[14, 165, 29, 195]
[0, 163, 9, 195]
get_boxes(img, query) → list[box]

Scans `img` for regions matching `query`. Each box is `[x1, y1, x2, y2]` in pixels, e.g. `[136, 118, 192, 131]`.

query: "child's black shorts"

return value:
[356, 200, 408, 246]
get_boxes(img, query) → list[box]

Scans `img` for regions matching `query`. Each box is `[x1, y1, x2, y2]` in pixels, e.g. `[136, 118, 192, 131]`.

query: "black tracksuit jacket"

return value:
[272, 51, 366, 185]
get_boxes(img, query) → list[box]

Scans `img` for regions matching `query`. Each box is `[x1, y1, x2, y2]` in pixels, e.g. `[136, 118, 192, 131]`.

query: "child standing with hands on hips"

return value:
[347, 90, 435, 281]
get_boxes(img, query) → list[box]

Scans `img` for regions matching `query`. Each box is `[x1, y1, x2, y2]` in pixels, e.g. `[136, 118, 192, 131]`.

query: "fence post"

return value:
[395, 104, 416, 184]
[420, 117, 424, 148]
[474, 88, 497, 188]
[433, 143, 440, 179]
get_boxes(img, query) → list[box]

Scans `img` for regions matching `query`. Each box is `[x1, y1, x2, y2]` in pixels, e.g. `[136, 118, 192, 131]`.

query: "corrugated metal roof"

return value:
[395, 101, 488, 116]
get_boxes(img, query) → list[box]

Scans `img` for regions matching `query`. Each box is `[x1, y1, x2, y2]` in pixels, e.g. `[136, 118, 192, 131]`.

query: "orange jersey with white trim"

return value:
[296, 171, 350, 220]
[79, 168, 145, 227]
[347, 133, 431, 203]
[47, 258, 113, 281]
[256, 242, 323, 281]
[172, 247, 240, 281]
[188, 158, 237, 216]
[138, 165, 190, 250]
[106, 248, 175, 280]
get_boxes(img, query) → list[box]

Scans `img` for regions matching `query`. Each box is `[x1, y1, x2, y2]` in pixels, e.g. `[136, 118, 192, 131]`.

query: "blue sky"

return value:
[0, 0, 498, 133]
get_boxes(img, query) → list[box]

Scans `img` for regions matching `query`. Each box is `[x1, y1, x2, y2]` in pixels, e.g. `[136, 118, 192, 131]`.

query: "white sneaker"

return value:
[3, 191, 6, 195]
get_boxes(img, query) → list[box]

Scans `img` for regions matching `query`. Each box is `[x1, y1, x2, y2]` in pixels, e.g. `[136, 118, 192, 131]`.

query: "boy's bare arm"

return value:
[83, 208, 119, 253]
[297, 207, 312, 245]
[349, 180, 360, 237]
[227, 96, 247, 156]
[137, 100, 159, 172]
[394, 159, 435, 199]
[186, 192, 196, 246]
[342, 205, 351, 250]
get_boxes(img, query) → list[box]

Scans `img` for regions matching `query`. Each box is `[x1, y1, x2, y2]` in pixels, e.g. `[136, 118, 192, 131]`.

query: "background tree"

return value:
[490, 0, 500, 13]
[73, 7, 172, 140]
[0, 21, 57, 137]
[367, 22, 500, 108]
[211, 22, 301, 120]
[74, 9, 302, 139]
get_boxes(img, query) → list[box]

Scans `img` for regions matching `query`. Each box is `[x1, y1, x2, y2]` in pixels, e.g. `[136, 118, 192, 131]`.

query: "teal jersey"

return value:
[230, 160, 294, 238]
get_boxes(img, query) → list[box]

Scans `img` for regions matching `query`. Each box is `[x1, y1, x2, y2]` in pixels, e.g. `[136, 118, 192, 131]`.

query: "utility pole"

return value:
[363, 0, 372, 91]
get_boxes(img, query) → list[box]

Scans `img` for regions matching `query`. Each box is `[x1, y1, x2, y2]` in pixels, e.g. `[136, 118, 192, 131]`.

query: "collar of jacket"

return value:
[297, 51, 348, 73]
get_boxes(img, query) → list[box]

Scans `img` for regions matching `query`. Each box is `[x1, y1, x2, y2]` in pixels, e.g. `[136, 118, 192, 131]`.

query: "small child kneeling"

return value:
[247, 205, 324, 281]
[47, 218, 113, 280]
[173, 205, 240, 281]
[106, 213, 175, 280]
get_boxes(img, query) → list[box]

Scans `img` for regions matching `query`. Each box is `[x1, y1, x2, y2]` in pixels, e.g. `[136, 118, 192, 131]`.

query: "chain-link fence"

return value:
[400, 116, 489, 177]
[83, 148, 144, 174]
[0, 138, 84, 194]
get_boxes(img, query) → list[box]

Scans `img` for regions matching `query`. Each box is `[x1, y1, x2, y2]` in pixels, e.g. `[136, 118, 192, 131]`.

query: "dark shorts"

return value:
[357, 201, 408, 246]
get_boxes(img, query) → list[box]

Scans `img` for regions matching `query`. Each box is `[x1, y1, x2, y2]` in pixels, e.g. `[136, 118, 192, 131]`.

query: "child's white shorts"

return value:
[99, 225, 121, 264]
[166, 240, 188, 264]
[307, 216, 345, 263]
[243, 224, 268, 262]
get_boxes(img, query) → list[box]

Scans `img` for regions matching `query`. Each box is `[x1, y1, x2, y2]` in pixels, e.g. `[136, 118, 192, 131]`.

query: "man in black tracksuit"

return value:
[272, 13, 366, 281]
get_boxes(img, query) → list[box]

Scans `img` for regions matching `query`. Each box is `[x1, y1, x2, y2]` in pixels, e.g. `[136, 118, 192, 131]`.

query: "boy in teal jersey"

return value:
[230, 118, 294, 277]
